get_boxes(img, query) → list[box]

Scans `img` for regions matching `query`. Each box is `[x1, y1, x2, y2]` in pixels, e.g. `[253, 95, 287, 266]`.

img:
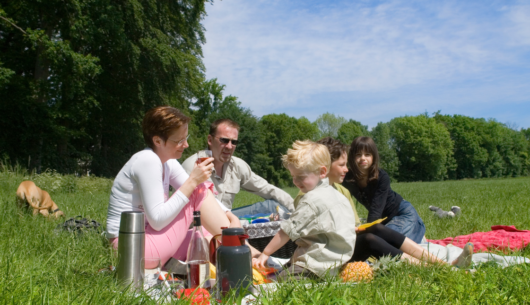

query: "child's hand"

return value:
[248, 244, 262, 258]
[355, 227, 365, 233]
[252, 253, 270, 269]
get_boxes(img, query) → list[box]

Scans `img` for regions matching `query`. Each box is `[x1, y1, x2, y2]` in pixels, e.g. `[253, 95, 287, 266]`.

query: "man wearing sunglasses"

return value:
[182, 119, 295, 213]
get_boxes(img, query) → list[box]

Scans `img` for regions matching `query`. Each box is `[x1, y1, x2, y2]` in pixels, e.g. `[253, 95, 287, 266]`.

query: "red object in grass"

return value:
[255, 267, 276, 275]
[427, 225, 530, 253]
[175, 288, 210, 305]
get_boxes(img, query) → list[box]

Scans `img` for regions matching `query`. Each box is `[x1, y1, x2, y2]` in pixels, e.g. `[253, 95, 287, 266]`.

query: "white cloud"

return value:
[202, 0, 530, 128]
[505, 2, 530, 46]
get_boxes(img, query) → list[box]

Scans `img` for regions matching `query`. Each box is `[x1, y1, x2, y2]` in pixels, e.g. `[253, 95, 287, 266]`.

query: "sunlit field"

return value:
[1, 166, 529, 304]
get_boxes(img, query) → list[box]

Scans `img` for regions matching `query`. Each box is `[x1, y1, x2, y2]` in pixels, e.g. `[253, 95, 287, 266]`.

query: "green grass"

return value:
[1, 165, 530, 304]
[393, 178, 530, 239]
[235, 178, 530, 240]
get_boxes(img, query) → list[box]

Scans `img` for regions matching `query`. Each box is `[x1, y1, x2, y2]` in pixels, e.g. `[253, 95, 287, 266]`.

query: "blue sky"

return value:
[202, 0, 530, 129]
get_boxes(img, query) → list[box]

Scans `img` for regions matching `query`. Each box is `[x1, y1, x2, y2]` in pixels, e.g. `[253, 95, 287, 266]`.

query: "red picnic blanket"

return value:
[427, 225, 530, 253]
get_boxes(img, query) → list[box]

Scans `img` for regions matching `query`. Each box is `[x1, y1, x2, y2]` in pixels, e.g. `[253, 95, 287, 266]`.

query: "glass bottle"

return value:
[186, 211, 210, 289]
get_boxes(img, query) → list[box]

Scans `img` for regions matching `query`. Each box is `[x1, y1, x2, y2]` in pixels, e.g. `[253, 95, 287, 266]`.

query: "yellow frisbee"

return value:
[357, 217, 387, 230]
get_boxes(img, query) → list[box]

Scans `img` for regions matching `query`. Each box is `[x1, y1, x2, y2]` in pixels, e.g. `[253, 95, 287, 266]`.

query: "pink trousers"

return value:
[110, 182, 213, 268]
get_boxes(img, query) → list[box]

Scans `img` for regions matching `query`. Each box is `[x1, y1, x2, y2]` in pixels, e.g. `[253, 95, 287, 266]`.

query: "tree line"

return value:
[1, 1, 529, 185]
[185, 90, 530, 185]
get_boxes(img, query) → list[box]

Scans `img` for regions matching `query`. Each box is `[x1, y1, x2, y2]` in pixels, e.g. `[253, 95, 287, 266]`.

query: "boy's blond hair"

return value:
[282, 140, 331, 173]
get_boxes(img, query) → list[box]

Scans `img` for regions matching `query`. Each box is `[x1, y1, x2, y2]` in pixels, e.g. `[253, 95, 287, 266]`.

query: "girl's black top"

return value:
[342, 169, 403, 224]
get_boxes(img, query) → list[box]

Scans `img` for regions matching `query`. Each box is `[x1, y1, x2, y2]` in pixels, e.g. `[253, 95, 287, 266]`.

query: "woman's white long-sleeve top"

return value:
[106, 148, 192, 238]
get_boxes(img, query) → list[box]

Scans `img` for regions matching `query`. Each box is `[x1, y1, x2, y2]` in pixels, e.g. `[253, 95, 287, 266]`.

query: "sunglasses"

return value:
[216, 137, 239, 145]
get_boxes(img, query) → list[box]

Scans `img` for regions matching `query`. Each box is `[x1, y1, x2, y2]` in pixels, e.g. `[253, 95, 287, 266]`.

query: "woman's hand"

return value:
[189, 157, 214, 185]
[252, 253, 270, 269]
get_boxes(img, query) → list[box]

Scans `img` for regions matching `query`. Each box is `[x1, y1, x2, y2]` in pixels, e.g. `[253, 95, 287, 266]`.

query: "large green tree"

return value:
[336, 119, 370, 145]
[259, 114, 319, 186]
[481, 120, 528, 178]
[435, 114, 529, 179]
[0, 0, 209, 176]
[315, 112, 346, 139]
[390, 115, 455, 181]
[371, 122, 399, 179]
[434, 114, 489, 179]
[522, 128, 530, 175]
[522, 128, 530, 141]
[0, 2, 101, 173]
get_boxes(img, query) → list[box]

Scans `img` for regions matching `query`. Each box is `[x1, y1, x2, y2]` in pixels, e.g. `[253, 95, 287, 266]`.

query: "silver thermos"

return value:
[116, 211, 145, 289]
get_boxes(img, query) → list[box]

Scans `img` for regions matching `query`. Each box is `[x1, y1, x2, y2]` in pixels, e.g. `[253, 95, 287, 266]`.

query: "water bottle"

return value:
[212, 227, 252, 298]
[116, 211, 145, 290]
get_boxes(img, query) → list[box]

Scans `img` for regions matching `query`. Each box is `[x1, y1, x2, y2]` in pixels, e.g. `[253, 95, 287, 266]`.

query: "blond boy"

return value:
[252, 140, 357, 280]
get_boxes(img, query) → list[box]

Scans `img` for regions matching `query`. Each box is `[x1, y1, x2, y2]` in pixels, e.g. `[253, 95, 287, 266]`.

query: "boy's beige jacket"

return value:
[280, 178, 357, 277]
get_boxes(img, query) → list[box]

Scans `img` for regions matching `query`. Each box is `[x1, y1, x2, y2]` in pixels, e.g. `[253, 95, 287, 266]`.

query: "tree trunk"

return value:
[33, 26, 52, 173]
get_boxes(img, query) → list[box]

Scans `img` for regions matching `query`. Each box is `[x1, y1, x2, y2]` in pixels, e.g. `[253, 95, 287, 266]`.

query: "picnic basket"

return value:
[243, 221, 297, 259]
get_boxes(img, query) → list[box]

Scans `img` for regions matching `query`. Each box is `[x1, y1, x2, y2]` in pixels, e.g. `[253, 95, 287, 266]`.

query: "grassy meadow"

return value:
[1, 165, 530, 304]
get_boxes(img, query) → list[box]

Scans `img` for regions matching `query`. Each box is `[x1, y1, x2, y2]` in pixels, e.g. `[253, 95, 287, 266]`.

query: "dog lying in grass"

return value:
[16, 181, 64, 218]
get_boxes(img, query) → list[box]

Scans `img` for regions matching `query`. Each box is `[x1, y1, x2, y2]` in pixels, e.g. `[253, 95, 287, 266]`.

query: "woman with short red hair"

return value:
[106, 106, 250, 267]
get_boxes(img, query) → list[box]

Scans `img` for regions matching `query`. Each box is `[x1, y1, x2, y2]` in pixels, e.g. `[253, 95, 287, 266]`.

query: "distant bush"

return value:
[32, 169, 68, 193]
[31, 171, 113, 194]
[0, 159, 113, 194]
[76, 176, 113, 193]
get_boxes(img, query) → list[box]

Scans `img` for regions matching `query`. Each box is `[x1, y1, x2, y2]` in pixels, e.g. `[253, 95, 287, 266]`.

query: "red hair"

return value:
[142, 106, 190, 149]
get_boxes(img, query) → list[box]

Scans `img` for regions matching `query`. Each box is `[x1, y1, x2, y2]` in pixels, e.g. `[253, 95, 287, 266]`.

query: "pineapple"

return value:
[340, 262, 373, 283]
[368, 255, 401, 274]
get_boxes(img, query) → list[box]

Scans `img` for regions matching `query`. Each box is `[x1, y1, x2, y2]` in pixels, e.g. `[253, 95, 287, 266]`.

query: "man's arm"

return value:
[235, 158, 295, 211]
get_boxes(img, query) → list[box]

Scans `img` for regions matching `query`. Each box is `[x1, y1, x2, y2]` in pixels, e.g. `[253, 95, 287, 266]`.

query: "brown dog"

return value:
[16, 181, 64, 218]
